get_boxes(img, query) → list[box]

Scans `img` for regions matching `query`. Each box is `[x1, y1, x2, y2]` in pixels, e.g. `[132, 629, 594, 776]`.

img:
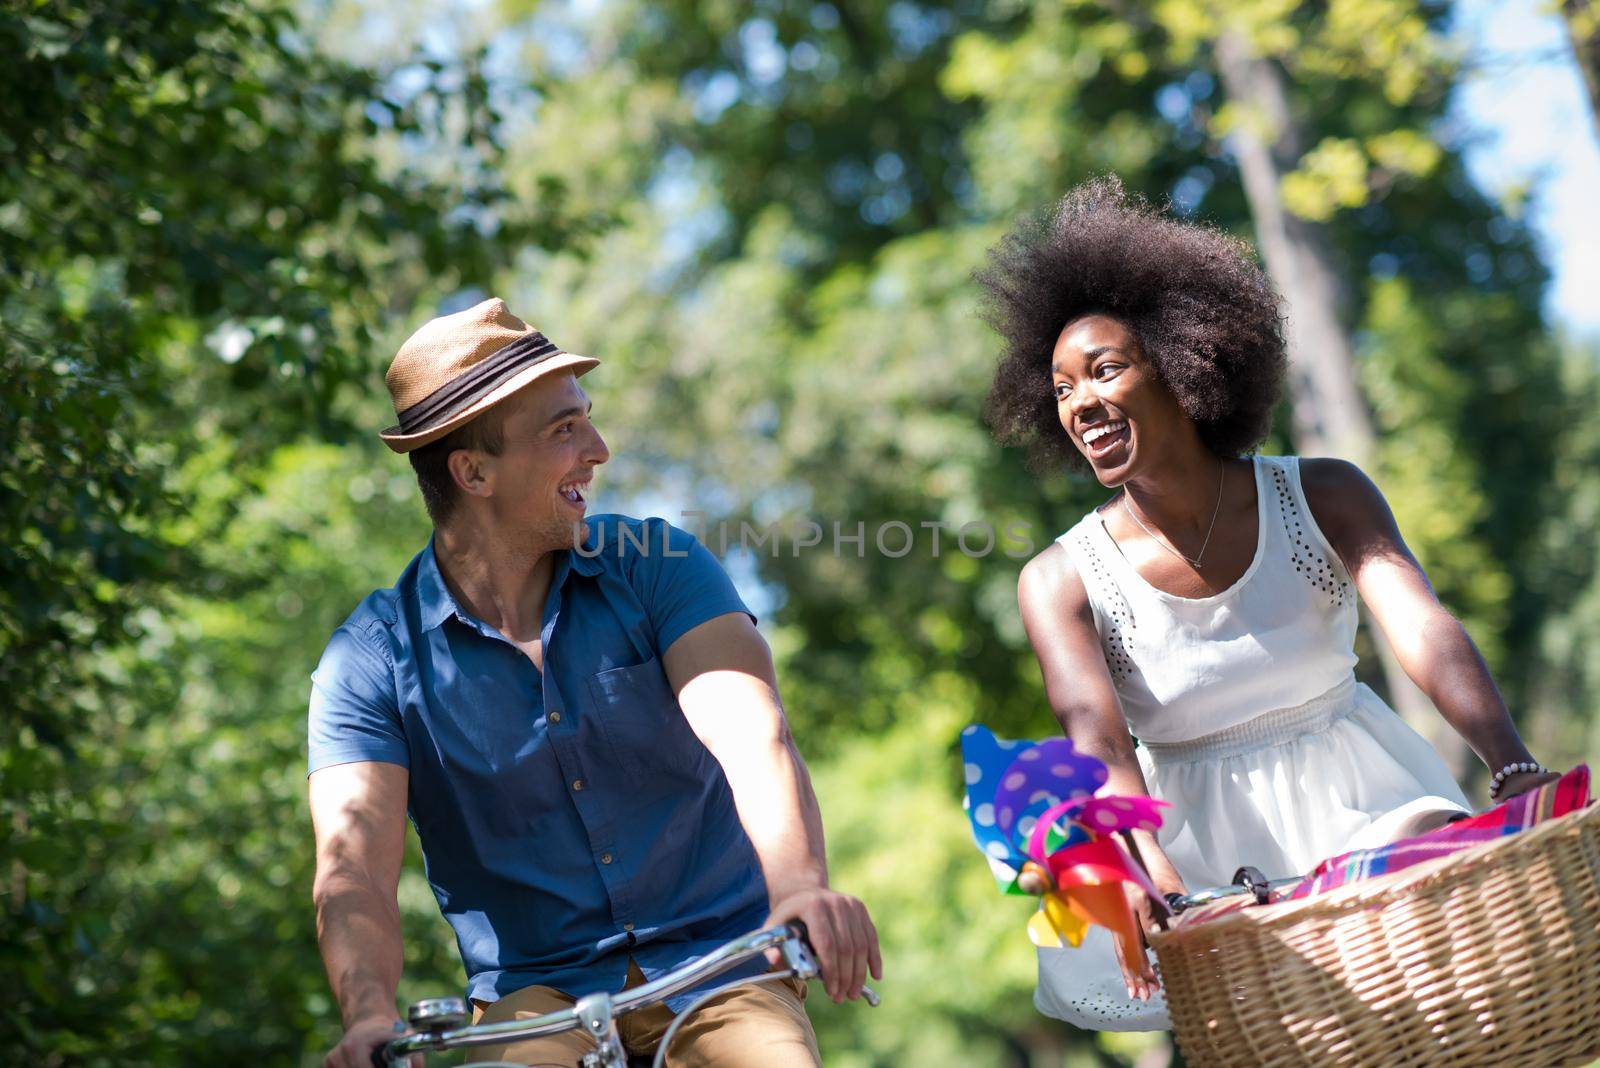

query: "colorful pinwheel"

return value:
[961, 725, 1169, 962]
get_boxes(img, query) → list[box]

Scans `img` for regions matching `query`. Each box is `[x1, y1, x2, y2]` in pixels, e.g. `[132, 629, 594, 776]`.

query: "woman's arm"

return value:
[1300, 458, 1553, 799]
[1018, 542, 1152, 801]
[1018, 542, 1183, 999]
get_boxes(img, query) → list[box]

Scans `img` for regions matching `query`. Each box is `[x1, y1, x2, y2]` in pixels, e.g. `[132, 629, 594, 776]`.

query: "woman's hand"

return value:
[1114, 838, 1185, 1002]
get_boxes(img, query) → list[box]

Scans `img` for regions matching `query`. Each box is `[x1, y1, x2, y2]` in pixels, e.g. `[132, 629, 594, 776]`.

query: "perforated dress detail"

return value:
[1069, 535, 1136, 681]
[1271, 462, 1351, 608]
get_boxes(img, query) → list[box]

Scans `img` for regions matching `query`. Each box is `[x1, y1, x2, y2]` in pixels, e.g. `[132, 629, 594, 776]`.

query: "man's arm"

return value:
[309, 760, 417, 1068]
[663, 611, 882, 1003]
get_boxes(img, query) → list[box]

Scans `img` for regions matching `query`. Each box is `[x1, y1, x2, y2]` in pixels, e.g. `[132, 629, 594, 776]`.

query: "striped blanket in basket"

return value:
[1174, 764, 1590, 928]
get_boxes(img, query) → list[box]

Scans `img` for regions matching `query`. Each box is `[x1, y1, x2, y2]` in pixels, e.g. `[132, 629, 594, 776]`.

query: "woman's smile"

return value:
[1080, 419, 1130, 460]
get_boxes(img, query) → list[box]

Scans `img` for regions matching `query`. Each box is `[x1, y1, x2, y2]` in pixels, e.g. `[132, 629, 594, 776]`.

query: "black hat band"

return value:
[396, 331, 561, 434]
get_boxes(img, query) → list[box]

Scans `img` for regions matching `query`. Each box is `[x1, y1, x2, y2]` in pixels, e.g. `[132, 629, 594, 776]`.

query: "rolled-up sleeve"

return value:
[633, 519, 755, 653]
[307, 622, 408, 774]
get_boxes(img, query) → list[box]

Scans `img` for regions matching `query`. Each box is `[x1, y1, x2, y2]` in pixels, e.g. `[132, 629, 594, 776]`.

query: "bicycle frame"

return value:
[376, 923, 877, 1067]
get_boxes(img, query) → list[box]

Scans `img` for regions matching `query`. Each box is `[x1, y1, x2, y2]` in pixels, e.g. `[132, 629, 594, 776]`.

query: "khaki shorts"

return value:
[470, 960, 821, 1067]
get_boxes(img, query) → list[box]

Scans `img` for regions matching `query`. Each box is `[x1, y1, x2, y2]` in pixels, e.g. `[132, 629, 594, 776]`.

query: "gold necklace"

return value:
[1122, 461, 1226, 569]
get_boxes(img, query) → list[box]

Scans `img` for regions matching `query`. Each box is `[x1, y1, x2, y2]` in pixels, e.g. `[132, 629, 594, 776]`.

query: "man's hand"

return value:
[324, 1015, 415, 1068]
[766, 887, 883, 1003]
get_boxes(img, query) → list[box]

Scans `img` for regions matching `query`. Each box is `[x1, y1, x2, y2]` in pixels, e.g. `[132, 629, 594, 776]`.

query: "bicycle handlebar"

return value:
[1164, 866, 1304, 914]
[374, 922, 866, 1065]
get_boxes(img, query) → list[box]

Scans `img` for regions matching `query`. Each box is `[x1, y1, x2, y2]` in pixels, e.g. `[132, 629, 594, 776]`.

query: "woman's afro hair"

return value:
[979, 176, 1286, 471]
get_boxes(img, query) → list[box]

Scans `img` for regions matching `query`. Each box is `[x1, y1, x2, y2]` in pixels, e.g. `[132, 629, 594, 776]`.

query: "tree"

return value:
[1, 1, 590, 1059]
[967, 0, 1560, 776]
[502, 3, 1574, 1058]
[5, 0, 1591, 1063]
[1561, 0, 1600, 141]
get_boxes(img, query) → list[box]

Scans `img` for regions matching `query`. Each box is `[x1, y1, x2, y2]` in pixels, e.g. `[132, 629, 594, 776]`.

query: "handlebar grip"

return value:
[1231, 865, 1273, 906]
[370, 1046, 389, 1068]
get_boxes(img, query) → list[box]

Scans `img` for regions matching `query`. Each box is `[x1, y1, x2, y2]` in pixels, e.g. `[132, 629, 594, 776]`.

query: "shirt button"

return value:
[548, 711, 561, 724]
[623, 923, 634, 932]
[572, 779, 585, 792]
[600, 852, 614, 865]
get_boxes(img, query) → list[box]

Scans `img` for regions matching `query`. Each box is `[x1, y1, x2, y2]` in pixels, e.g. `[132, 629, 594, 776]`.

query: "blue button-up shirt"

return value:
[308, 516, 770, 1008]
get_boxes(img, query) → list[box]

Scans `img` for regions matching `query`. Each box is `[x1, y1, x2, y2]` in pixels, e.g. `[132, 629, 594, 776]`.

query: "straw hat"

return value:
[380, 298, 598, 453]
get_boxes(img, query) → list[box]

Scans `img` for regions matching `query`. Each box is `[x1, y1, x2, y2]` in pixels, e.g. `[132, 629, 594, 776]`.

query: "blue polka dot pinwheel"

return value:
[961, 725, 1171, 964]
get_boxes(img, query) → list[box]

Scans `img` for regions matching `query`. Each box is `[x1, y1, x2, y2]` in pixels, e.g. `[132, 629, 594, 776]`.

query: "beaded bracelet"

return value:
[1487, 760, 1550, 802]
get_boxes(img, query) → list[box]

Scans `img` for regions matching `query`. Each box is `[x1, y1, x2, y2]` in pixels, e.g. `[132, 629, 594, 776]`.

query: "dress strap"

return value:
[1057, 520, 1138, 682]
[1059, 520, 1136, 628]
[1260, 456, 1353, 608]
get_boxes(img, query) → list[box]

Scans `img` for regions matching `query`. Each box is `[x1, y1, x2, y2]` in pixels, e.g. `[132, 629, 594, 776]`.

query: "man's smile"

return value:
[558, 477, 591, 508]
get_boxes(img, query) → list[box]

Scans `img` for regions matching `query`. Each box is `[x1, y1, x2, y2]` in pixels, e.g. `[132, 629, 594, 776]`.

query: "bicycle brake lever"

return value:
[785, 920, 879, 1006]
[780, 924, 821, 980]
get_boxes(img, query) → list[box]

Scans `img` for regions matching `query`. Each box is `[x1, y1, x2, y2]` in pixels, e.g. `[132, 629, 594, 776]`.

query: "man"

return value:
[309, 298, 880, 1067]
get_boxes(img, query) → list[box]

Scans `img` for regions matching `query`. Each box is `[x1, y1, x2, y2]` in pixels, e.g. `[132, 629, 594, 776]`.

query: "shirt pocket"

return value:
[585, 655, 710, 785]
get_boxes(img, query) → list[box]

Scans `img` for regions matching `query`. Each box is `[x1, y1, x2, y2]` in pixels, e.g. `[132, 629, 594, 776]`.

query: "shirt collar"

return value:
[570, 524, 605, 577]
[417, 534, 603, 633]
[417, 540, 460, 632]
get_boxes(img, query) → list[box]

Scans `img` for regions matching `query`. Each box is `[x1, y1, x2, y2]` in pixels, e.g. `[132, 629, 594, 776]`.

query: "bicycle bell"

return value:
[408, 996, 470, 1034]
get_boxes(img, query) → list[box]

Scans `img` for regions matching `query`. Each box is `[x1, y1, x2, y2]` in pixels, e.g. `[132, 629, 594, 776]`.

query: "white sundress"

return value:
[1036, 454, 1470, 1032]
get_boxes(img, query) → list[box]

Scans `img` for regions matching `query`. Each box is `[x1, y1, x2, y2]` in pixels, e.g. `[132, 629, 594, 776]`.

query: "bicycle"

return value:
[373, 923, 879, 1068]
[1160, 865, 1303, 916]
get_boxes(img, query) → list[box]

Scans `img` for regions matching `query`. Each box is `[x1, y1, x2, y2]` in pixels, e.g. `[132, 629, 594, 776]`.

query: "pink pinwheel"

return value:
[1074, 795, 1168, 836]
[962, 725, 1170, 958]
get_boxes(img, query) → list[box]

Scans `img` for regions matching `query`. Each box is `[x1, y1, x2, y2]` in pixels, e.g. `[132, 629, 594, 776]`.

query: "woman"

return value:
[981, 178, 1557, 1031]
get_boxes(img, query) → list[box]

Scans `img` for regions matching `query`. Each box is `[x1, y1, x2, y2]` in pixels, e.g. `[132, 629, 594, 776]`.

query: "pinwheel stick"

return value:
[1117, 829, 1174, 929]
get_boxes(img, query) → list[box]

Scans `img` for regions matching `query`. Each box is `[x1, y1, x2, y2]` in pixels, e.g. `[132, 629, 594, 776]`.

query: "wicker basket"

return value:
[1149, 802, 1600, 1067]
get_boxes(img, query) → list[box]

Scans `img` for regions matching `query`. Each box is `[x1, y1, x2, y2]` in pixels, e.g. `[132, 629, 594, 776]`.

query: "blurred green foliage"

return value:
[3, 0, 1597, 1065]
[1, 0, 583, 1060]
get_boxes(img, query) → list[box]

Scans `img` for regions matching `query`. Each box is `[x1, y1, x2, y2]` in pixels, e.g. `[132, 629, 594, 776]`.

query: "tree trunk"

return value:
[1212, 31, 1473, 780]
[1562, 0, 1600, 145]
